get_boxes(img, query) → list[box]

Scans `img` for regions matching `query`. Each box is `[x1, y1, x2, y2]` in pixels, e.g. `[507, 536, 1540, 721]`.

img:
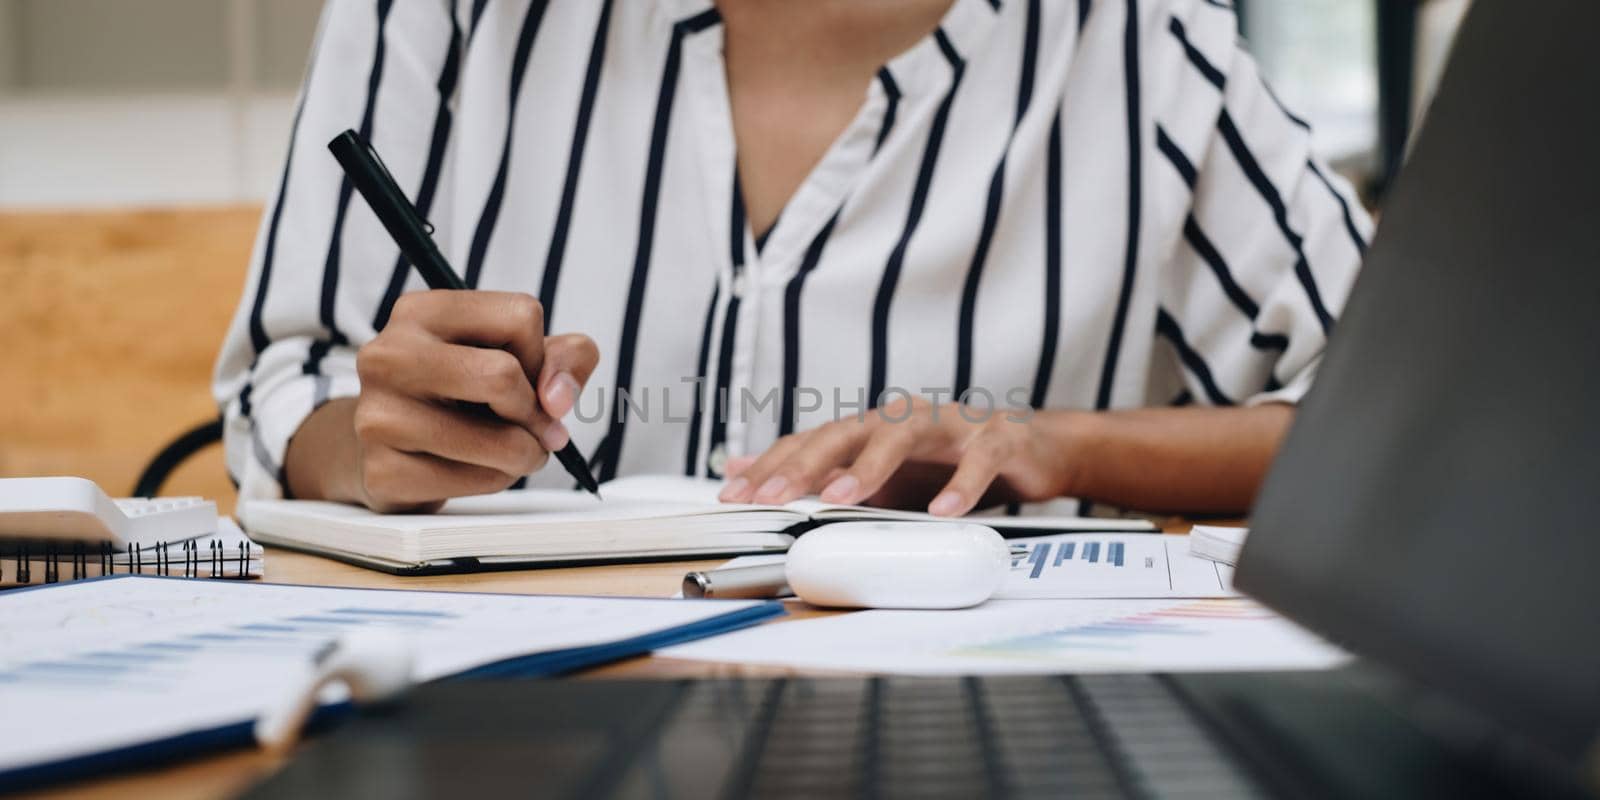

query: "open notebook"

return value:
[241, 475, 1155, 574]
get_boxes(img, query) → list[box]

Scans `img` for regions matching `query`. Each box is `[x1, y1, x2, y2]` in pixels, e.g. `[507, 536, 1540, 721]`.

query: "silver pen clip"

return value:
[362, 136, 435, 235]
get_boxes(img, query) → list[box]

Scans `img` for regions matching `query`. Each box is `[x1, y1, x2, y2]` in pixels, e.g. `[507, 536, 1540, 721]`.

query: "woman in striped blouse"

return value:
[214, 0, 1370, 517]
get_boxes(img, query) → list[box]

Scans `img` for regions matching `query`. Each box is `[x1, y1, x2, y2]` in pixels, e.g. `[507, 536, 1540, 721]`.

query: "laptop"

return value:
[245, 3, 1599, 798]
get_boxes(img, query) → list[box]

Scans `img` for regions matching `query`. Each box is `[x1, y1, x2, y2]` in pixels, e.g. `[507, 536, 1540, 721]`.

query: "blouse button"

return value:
[708, 444, 729, 477]
[731, 274, 749, 299]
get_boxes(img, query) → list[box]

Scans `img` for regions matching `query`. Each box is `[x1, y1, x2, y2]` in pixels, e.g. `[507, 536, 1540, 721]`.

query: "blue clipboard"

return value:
[0, 575, 785, 793]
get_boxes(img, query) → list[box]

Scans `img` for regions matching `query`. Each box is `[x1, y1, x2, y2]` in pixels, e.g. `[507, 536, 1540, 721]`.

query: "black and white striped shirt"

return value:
[214, 0, 1370, 506]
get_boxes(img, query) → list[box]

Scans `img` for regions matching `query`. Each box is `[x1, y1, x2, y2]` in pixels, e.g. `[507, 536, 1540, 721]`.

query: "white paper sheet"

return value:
[660, 597, 1349, 676]
[0, 577, 771, 774]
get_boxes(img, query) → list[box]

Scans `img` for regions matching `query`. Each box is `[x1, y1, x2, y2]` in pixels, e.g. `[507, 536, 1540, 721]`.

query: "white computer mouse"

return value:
[784, 521, 1011, 609]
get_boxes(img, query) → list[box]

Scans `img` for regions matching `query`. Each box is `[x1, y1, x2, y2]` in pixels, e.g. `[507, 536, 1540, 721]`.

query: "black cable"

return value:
[133, 417, 224, 497]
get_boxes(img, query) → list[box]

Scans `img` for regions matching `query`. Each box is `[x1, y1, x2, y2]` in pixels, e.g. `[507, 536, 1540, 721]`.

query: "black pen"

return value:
[327, 129, 602, 499]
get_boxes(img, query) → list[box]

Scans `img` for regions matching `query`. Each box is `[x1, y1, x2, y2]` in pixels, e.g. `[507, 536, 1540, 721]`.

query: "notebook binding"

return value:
[1, 539, 255, 585]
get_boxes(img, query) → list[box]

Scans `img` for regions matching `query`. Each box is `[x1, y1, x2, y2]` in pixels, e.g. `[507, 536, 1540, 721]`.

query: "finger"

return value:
[354, 393, 549, 478]
[819, 468, 858, 505]
[360, 334, 573, 450]
[537, 333, 601, 419]
[719, 433, 808, 503]
[829, 422, 920, 505]
[362, 336, 539, 425]
[747, 421, 870, 505]
[360, 445, 516, 511]
[928, 434, 1013, 517]
[390, 290, 546, 378]
[722, 455, 757, 479]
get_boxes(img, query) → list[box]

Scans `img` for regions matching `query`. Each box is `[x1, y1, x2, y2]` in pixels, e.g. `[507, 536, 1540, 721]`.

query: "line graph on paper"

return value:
[952, 598, 1347, 672]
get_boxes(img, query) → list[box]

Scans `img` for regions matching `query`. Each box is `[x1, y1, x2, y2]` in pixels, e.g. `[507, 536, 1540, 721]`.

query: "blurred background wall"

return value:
[0, 0, 1470, 513]
[0, 0, 322, 206]
[0, 0, 320, 512]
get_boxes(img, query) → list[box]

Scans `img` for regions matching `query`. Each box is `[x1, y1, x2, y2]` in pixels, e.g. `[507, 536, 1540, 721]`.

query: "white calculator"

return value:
[0, 477, 218, 547]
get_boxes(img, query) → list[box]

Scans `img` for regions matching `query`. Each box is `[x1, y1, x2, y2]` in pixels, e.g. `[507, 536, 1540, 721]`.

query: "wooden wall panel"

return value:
[0, 206, 262, 513]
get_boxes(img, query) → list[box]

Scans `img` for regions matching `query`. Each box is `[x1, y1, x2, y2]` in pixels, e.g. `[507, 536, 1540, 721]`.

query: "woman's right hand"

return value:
[286, 291, 599, 513]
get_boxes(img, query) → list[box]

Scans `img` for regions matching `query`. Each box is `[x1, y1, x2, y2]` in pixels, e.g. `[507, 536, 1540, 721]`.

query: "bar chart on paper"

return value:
[0, 578, 762, 695]
[998, 534, 1238, 599]
[0, 604, 461, 695]
[706, 534, 1237, 600]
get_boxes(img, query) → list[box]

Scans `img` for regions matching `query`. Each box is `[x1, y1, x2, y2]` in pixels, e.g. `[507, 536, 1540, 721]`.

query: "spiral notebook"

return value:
[0, 518, 262, 587]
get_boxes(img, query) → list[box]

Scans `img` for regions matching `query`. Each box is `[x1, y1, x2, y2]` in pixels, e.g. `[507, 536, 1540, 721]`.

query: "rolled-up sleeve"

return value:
[1149, 2, 1372, 408]
[212, 0, 462, 502]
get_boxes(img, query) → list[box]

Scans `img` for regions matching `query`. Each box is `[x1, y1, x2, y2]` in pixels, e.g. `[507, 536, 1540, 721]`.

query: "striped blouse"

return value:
[214, 0, 1371, 508]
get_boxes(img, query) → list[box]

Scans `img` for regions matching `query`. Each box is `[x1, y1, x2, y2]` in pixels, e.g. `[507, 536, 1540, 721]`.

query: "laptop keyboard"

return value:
[616, 675, 1269, 799]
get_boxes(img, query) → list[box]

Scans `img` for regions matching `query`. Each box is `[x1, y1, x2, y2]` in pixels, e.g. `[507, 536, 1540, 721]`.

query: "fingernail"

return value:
[545, 373, 581, 418]
[820, 474, 859, 504]
[753, 475, 789, 504]
[542, 419, 571, 451]
[929, 491, 964, 517]
[718, 477, 750, 502]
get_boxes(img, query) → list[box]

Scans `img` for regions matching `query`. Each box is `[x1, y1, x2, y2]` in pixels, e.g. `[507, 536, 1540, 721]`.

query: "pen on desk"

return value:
[327, 129, 602, 499]
[684, 544, 1030, 601]
[685, 545, 1030, 599]
[683, 564, 792, 599]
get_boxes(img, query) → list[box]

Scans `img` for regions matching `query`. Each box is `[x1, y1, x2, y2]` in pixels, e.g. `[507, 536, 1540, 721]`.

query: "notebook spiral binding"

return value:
[1, 540, 255, 586]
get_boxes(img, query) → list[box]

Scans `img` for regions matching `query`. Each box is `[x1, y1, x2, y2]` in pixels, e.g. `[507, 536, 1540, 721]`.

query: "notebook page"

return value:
[602, 476, 1157, 531]
[246, 488, 802, 533]
[600, 475, 727, 506]
[792, 501, 1158, 531]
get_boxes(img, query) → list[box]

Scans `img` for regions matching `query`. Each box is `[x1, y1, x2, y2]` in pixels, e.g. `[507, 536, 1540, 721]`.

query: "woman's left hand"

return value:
[716, 396, 1081, 516]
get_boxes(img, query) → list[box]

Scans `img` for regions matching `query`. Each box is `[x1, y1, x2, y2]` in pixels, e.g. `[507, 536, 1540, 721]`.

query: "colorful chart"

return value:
[954, 599, 1342, 671]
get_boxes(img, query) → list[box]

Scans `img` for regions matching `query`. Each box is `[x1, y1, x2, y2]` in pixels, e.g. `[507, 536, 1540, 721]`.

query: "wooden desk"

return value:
[27, 520, 1196, 800]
